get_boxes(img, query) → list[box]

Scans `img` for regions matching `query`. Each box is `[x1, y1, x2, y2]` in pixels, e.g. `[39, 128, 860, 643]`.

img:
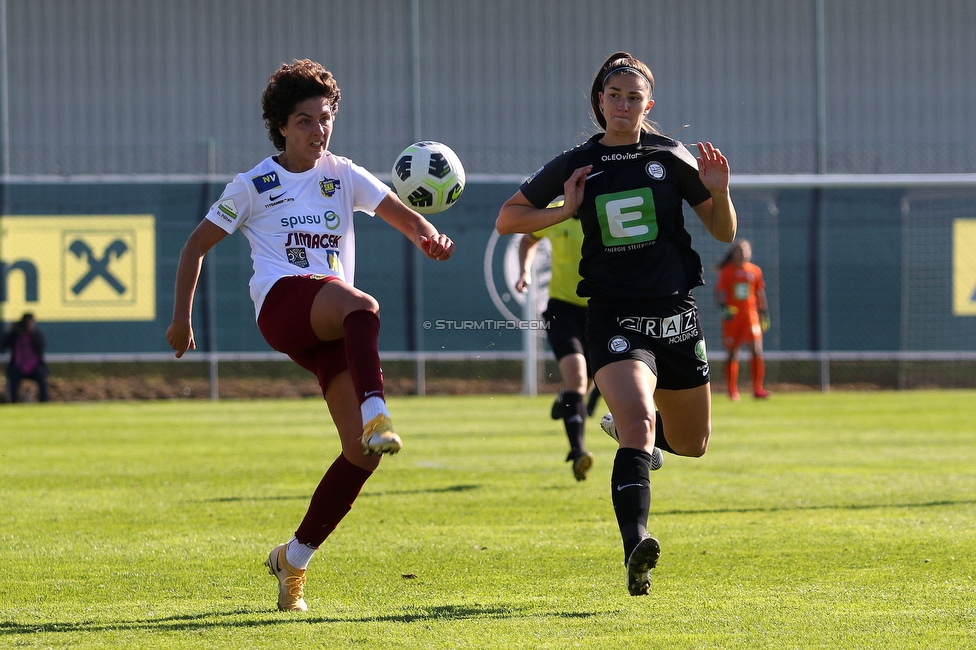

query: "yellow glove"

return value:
[759, 311, 770, 332]
[722, 305, 738, 321]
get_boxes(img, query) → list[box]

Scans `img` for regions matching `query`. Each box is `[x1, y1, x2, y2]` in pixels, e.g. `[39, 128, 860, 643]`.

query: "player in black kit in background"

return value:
[496, 51, 736, 595]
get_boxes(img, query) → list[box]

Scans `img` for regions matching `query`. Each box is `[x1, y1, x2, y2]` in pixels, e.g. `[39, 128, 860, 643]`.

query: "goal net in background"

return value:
[691, 176, 976, 392]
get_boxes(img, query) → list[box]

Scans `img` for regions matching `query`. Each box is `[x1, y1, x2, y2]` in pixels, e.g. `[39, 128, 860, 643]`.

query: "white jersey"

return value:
[205, 152, 391, 319]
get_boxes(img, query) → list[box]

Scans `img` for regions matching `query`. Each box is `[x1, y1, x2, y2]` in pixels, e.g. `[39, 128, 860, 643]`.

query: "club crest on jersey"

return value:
[608, 335, 631, 354]
[645, 161, 666, 180]
[319, 178, 341, 197]
[252, 171, 281, 193]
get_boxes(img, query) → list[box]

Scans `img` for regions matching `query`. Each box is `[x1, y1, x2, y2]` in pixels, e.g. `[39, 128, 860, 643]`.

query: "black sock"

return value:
[586, 386, 601, 416]
[562, 391, 586, 453]
[611, 447, 652, 563]
[654, 411, 676, 455]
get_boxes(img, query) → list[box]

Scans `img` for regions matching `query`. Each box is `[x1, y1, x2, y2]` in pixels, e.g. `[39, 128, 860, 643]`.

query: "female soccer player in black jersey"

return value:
[496, 51, 737, 596]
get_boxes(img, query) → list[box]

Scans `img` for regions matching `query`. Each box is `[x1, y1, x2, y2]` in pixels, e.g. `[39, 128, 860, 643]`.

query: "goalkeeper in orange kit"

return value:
[715, 240, 770, 400]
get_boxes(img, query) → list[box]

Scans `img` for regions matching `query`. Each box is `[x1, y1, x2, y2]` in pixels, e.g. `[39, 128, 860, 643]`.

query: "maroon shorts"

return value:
[257, 275, 347, 396]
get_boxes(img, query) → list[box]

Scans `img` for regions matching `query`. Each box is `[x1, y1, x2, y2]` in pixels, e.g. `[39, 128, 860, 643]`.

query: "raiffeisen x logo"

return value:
[68, 238, 129, 295]
[61, 227, 140, 307]
[1, 215, 154, 321]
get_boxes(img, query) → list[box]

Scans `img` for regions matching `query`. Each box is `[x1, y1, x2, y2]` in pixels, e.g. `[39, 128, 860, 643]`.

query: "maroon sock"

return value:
[294, 454, 373, 547]
[343, 309, 384, 405]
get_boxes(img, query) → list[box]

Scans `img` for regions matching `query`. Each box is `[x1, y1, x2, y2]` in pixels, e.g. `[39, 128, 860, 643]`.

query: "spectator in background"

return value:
[715, 240, 770, 400]
[2, 313, 50, 403]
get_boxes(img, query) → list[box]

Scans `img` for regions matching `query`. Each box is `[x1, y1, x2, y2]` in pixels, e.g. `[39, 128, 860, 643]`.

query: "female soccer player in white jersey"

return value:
[166, 59, 454, 611]
[497, 52, 736, 596]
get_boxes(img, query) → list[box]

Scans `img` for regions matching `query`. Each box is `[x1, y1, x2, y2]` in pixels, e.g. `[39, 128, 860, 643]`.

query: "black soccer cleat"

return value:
[626, 536, 661, 596]
[566, 449, 594, 481]
[550, 390, 565, 420]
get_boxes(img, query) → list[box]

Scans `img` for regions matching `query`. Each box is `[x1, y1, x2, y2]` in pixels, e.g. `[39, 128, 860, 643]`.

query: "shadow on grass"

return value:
[660, 498, 976, 516]
[200, 484, 481, 503]
[0, 603, 599, 635]
[362, 484, 481, 497]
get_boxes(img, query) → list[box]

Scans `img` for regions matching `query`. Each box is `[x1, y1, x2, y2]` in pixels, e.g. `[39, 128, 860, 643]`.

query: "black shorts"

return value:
[585, 293, 710, 390]
[542, 298, 587, 361]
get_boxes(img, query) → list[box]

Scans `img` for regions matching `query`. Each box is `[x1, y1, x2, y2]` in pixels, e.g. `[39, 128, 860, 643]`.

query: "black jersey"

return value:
[520, 132, 712, 301]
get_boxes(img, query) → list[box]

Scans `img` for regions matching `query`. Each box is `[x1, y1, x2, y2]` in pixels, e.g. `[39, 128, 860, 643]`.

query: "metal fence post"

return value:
[522, 281, 537, 396]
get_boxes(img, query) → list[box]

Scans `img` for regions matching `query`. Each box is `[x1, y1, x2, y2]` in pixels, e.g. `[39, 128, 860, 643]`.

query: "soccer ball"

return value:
[600, 413, 619, 441]
[391, 141, 465, 214]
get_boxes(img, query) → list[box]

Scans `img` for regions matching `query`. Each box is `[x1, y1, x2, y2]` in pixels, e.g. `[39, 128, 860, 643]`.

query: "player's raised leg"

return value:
[652, 385, 711, 458]
[310, 280, 400, 455]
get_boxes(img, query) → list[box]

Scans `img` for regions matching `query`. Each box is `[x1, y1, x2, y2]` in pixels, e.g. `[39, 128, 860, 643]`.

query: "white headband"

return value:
[602, 66, 652, 94]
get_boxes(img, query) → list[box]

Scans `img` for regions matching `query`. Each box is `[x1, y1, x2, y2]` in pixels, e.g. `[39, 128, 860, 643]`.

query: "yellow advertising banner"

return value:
[0, 215, 156, 322]
[953, 218, 976, 316]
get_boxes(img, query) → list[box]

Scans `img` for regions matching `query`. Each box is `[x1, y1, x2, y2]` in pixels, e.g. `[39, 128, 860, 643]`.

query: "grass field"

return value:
[1, 391, 974, 649]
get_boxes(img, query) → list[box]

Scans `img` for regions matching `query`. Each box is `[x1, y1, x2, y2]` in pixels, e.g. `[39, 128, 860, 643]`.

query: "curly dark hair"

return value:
[261, 59, 341, 151]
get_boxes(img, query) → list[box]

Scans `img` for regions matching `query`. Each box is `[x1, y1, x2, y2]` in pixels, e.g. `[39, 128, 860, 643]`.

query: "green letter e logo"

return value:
[596, 188, 658, 246]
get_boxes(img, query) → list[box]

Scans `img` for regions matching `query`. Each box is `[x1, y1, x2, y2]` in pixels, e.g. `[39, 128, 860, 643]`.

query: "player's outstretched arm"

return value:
[375, 192, 454, 261]
[166, 220, 228, 357]
[515, 234, 541, 293]
[496, 166, 590, 235]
